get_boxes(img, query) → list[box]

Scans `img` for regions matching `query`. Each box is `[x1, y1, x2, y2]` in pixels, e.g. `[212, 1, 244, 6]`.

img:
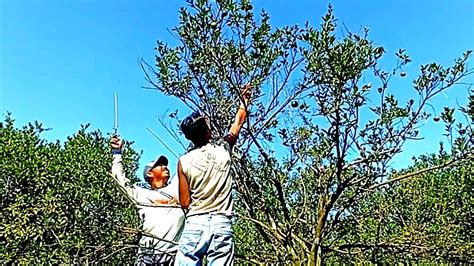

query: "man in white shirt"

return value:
[110, 136, 185, 265]
[175, 86, 250, 265]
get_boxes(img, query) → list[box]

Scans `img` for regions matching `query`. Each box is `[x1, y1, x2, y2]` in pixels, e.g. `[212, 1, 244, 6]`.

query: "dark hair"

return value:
[180, 111, 209, 145]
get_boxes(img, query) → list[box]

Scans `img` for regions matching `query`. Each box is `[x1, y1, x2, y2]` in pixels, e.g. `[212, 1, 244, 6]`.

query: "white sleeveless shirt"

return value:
[179, 140, 233, 217]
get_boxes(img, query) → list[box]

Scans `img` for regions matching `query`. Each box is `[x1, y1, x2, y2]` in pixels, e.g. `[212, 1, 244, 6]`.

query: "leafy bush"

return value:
[332, 152, 473, 263]
[145, 0, 472, 263]
[0, 114, 142, 264]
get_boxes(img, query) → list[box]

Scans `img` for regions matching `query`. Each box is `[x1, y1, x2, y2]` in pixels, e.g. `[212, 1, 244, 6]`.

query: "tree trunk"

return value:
[308, 194, 329, 266]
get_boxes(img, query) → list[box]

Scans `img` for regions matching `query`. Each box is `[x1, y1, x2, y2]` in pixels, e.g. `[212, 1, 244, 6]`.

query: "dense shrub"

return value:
[0, 114, 142, 264]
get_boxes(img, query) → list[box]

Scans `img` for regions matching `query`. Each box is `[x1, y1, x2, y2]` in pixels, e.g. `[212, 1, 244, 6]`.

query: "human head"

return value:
[180, 111, 211, 146]
[143, 155, 170, 185]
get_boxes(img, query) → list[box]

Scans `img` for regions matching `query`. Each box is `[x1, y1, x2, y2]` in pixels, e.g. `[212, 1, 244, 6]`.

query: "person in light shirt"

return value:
[175, 86, 251, 265]
[110, 136, 185, 265]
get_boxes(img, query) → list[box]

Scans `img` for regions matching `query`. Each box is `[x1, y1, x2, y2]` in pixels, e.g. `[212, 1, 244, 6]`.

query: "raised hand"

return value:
[110, 135, 123, 150]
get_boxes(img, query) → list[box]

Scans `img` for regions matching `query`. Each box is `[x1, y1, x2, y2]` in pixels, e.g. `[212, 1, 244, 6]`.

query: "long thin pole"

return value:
[146, 127, 179, 159]
[114, 92, 118, 135]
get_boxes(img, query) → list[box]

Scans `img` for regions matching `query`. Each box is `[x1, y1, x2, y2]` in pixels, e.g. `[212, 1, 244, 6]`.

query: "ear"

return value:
[146, 170, 153, 178]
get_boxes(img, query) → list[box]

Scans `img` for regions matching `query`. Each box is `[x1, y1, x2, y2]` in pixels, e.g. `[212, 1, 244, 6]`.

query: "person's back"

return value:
[179, 141, 233, 217]
[175, 85, 251, 266]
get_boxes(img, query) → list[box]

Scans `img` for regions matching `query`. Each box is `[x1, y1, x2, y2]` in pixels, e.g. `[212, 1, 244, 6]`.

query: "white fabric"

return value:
[112, 154, 185, 254]
[179, 141, 233, 217]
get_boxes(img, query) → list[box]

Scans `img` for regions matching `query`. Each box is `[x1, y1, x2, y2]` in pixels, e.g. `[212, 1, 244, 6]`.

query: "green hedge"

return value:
[0, 114, 142, 264]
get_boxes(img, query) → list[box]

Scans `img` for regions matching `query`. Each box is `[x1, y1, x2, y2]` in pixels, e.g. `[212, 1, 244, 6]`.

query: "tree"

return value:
[143, 0, 473, 264]
[331, 99, 474, 264]
[331, 152, 473, 264]
[0, 114, 142, 264]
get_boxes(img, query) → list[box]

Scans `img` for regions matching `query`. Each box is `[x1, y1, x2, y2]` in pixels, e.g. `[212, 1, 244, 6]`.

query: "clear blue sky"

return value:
[1, 0, 473, 179]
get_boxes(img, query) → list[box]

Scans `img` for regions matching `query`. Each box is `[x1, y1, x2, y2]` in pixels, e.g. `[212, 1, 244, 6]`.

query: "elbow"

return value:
[180, 199, 190, 209]
[238, 119, 245, 128]
[179, 195, 191, 209]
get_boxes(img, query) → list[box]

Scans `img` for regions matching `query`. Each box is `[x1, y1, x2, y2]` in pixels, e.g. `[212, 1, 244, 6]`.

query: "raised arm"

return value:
[110, 136, 140, 202]
[228, 85, 251, 139]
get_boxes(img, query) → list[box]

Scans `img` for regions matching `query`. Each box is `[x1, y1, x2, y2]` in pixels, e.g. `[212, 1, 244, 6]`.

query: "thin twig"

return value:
[369, 152, 473, 190]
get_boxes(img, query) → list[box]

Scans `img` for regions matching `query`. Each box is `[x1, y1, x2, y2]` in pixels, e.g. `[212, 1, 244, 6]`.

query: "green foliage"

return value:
[0, 114, 142, 264]
[332, 153, 473, 263]
[144, 0, 472, 264]
[142, 0, 303, 141]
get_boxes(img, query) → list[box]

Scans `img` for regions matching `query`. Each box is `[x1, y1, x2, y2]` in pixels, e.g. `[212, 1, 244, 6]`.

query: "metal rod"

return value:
[146, 127, 179, 159]
[114, 92, 118, 135]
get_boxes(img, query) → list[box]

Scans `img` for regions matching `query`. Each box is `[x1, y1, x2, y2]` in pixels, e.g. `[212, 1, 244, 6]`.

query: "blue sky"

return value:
[1, 0, 473, 180]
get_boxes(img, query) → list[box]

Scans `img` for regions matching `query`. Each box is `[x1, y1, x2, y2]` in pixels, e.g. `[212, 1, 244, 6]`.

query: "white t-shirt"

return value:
[112, 154, 185, 254]
[179, 141, 233, 217]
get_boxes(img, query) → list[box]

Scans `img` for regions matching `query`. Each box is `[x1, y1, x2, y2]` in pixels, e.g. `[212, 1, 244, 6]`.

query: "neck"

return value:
[193, 140, 209, 148]
[150, 179, 166, 190]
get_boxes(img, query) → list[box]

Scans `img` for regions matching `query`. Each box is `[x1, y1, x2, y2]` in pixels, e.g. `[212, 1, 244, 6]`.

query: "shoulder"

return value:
[179, 152, 190, 164]
[180, 148, 201, 159]
[181, 146, 206, 163]
[137, 182, 151, 189]
[218, 136, 233, 153]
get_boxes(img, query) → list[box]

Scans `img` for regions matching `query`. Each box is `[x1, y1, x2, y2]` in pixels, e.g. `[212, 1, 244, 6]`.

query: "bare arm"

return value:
[228, 85, 251, 138]
[178, 160, 191, 209]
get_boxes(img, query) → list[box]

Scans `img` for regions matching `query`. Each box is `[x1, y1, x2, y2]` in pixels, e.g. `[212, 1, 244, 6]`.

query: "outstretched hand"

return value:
[110, 135, 123, 150]
[241, 84, 252, 101]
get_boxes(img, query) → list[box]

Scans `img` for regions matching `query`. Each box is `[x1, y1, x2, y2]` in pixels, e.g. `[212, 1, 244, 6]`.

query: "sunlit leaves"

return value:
[143, 0, 473, 263]
[0, 114, 141, 264]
